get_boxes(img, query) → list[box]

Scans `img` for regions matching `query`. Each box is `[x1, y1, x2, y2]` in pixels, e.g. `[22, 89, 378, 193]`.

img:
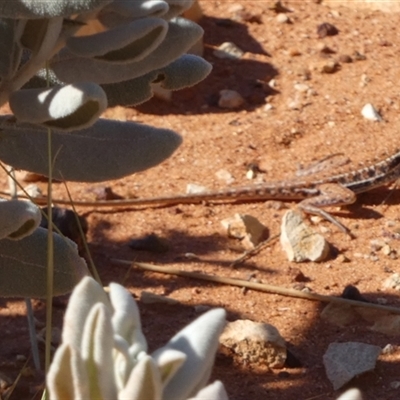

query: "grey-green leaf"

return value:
[0, 0, 112, 19]
[9, 83, 108, 131]
[51, 18, 204, 84]
[0, 199, 41, 240]
[0, 227, 88, 297]
[104, 54, 211, 107]
[0, 18, 18, 78]
[66, 17, 168, 63]
[98, 0, 169, 27]
[0, 117, 182, 182]
[152, 308, 227, 400]
[162, 0, 194, 20]
[19, 18, 53, 51]
[158, 53, 211, 90]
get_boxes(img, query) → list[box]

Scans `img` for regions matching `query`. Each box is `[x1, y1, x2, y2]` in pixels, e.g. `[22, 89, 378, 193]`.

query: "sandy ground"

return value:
[1, 1, 400, 399]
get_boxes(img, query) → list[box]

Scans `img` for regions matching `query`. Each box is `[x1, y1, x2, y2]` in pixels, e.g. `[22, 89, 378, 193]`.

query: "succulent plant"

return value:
[47, 276, 228, 400]
[0, 0, 211, 297]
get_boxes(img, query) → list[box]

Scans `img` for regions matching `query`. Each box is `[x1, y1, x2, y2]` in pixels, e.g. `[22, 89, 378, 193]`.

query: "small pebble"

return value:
[337, 254, 350, 263]
[233, 10, 262, 24]
[370, 239, 385, 251]
[294, 83, 310, 92]
[382, 344, 396, 354]
[317, 22, 339, 38]
[184, 252, 200, 259]
[288, 48, 301, 56]
[297, 67, 311, 80]
[276, 13, 290, 24]
[287, 267, 309, 282]
[383, 273, 400, 290]
[338, 54, 353, 63]
[382, 244, 392, 256]
[360, 74, 370, 87]
[246, 169, 256, 179]
[213, 42, 244, 60]
[227, 4, 243, 13]
[215, 169, 234, 184]
[353, 51, 366, 61]
[390, 381, 400, 390]
[341, 285, 367, 302]
[263, 103, 273, 112]
[93, 186, 123, 201]
[361, 103, 382, 121]
[376, 297, 388, 305]
[317, 43, 335, 54]
[269, 1, 291, 13]
[318, 60, 339, 74]
[186, 183, 207, 194]
[218, 89, 245, 109]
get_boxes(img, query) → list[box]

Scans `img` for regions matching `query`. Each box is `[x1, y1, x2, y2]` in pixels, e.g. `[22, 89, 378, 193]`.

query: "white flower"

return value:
[47, 277, 228, 400]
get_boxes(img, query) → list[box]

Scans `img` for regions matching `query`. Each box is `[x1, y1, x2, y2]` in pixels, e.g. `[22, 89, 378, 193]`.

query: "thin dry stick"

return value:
[111, 258, 400, 315]
[230, 234, 279, 267]
[3, 355, 31, 400]
[60, 178, 101, 284]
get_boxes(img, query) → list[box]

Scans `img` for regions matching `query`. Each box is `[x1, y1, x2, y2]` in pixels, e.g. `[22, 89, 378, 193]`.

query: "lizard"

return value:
[8, 149, 400, 235]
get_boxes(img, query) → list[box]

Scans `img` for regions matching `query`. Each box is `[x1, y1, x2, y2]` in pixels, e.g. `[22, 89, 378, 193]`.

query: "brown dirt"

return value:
[1, 1, 400, 399]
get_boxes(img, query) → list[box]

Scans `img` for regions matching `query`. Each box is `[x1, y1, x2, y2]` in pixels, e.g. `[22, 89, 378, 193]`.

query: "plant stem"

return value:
[44, 126, 54, 380]
[7, 166, 41, 371]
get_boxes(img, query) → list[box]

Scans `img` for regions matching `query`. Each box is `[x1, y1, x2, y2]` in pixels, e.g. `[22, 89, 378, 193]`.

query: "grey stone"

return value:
[219, 319, 287, 368]
[218, 89, 244, 109]
[213, 42, 244, 60]
[280, 209, 330, 262]
[221, 213, 269, 249]
[323, 342, 381, 390]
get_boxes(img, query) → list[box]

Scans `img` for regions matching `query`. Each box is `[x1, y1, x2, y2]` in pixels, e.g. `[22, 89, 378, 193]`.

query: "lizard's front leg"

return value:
[297, 183, 357, 236]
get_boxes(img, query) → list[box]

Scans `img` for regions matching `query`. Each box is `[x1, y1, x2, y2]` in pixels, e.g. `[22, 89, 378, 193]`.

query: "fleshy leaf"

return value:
[81, 304, 118, 399]
[103, 54, 211, 107]
[19, 18, 54, 51]
[67, 17, 168, 63]
[62, 276, 110, 348]
[109, 282, 148, 354]
[188, 381, 229, 400]
[0, 117, 182, 182]
[51, 18, 204, 84]
[0, 199, 41, 240]
[0, 0, 112, 19]
[98, 0, 169, 27]
[16, 16, 63, 63]
[153, 348, 186, 387]
[0, 18, 18, 78]
[160, 54, 211, 90]
[152, 308, 227, 400]
[119, 355, 163, 400]
[46, 344, 90, 400]
[9, 83, 107, 131]
[162, 0, 194, 20]
[0, 227, 88, 297]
